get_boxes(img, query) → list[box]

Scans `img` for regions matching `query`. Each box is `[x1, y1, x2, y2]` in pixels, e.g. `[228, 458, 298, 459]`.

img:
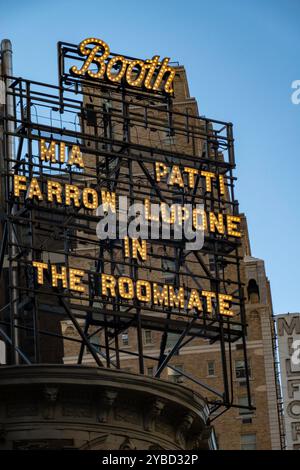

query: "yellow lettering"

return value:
[101, 190, 116, 213]
[101, 274, 116, 297]
[136, 280, 151, 302]
[69, 268, 85, 293]
[169, 286, 185, 309]
[14, 175, 27, 197]
[153, 283, 169, 307]
[71, 38, 110, 79]
[51, 265, 68, 288]
[227, 215, 242, 237]
[27, 178, 43, 201]
[47, 180, 62, 204]
[187, 289, 203, 312]
[218, 294, 233, 316]
[32, 261, 48, 285]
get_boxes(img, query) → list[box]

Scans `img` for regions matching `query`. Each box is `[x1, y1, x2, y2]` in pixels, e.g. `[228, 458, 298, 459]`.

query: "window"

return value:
[122, 331, 129, 346]
[144, 330, 152, 345]
[163, 133, 176, 147]
[239, 381, 247, 387]
[235, 360, 251, 379]
[241, 434, 256, 450]
[168, 364, 183, 383]
[247, 279, 260, 303]
[238, 396, 253, 416]
[207, 360, 215, 376]
[147, 367, 154, 377]
[166, 332, 180, 355]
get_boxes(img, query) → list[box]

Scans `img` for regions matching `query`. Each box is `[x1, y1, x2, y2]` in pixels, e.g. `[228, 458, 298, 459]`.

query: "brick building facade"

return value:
[61, 67, 283, 450]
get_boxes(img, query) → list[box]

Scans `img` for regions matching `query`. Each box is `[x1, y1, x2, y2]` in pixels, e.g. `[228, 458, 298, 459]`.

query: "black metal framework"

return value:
[0, 42, 252, 419]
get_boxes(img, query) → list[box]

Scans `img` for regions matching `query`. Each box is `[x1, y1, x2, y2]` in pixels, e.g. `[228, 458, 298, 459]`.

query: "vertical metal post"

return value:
[1, 39, 20, 364]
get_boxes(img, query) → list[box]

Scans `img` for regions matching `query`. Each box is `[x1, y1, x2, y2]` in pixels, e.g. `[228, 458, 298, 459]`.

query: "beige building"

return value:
[60, 66, 283, 450]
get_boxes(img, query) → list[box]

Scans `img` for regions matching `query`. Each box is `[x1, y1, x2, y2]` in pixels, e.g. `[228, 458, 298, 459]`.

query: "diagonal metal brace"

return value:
[155, 316, 197, 378]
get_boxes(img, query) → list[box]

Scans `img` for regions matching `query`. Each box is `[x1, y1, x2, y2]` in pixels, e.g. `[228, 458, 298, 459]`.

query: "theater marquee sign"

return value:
[276, 314, 300, 450]
[69, 37, 176, 94]
[14, 138, 241, 317]
[1, 36, 251, 406]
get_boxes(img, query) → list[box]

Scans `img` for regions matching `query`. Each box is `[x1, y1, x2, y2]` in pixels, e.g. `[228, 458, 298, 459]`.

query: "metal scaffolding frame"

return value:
[0, 41, 253, 417]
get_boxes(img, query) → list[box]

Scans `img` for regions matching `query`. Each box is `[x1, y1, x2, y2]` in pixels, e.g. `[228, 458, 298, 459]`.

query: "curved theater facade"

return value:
[0, 365, 215, 450]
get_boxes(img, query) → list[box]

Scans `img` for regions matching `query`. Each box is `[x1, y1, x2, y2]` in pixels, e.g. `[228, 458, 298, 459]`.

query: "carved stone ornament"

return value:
[191, 427, 213, 450]
[43, 385, 59, 420]
[175, 412, 195, 447]
[97, 390, 118, 423]
[119, 437, 136, 450]
[144, 398, 166, 432]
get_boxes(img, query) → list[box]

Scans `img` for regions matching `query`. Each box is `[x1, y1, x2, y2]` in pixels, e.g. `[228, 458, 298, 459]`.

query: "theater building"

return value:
[60, 64, 283, 449]
[0, 38, 283, 449]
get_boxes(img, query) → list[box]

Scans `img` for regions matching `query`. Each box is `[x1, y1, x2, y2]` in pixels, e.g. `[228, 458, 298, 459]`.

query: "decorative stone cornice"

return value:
[0, 365, 215, 450]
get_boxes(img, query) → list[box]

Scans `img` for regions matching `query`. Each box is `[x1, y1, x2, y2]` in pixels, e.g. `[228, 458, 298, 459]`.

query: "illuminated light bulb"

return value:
[168, 165, 184, 187]
[164, 70, 176, 94]
[184, 166, 198, 189]
[209, 212, 225, 234]
[83, 187, 98, 210]
[124, 237, 130, 258]
[101, 190, 116, 213]
[69, 38, 175, 95]
[187, 289, 203, 312]
[132, 238, 147, 261]
[40, 139, 56, 163]
[101, 273, 116, 297]
[51, 265, 68, 288]
[118, 276, 134, 299]
[161, 203, 175, 224]
[227, 215, 242, 238]
[144, 56, 160, 90]
[169, 286, 185, 309]
[32, 261, 48, 285]
[106, 55, 127, 82]
[202, 291, 216, 314]
[192, 208, 207, 231]
[136, 280, 151, 302]
[201, 171, 215, 193]
[126, 59, 146, 87]
[144, 198, 159, 222]
[155, 161, 168, 182]
[65, 184, 80, 207]
[176, 206, 190, 226]
[14, 175, 27, 197]
[69, 268, 85, 293]
[59, 142, 66, 163]
[218, 294, 234, 316]
[219, 174, 225, 196]
[70, 37, 110, 79]
[26, 178, 43, 201]
[152, 57, 175, 93]
[67, 145, 84, 168]
[153, 283, 169, 306]
[47, 180, 62, 204]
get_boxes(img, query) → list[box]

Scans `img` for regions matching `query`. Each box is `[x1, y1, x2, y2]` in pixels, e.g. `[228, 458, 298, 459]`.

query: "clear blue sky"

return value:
[1, 0, 299, 314]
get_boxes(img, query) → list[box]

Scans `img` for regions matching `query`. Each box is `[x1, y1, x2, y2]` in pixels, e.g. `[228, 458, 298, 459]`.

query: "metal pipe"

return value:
[1, 40, 14, 158]
[1, 39, 19, 364]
